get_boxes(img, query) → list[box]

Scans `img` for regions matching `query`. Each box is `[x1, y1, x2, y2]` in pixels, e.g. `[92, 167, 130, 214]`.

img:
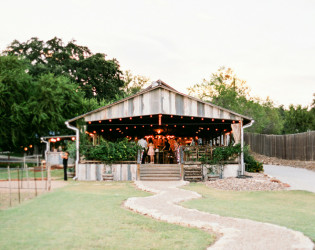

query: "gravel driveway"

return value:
[264, 165, 315, 193]
[125, 181, 314, 250]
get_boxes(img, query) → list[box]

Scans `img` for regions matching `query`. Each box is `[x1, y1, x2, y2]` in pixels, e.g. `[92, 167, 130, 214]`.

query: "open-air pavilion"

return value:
[65, 80, 254, 181]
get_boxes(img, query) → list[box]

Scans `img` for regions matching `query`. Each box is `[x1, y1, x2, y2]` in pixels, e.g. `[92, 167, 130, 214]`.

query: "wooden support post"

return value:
[7, 166, 12, 207]
[137, 164, 140, 181]
[34, 166, 37, 197]
[17, 166, 20, 204]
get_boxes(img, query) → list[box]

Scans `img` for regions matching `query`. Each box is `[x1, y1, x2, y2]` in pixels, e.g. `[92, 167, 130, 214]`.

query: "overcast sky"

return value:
[1, 0, 314, 107]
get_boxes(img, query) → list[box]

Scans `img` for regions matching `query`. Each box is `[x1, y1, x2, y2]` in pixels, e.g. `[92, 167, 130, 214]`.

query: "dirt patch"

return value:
[0, 180, 68, 210]
[251, 152, 315, 172]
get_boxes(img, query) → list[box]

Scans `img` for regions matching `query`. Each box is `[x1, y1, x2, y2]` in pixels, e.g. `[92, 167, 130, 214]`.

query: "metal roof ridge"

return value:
[66, 80, 253, 123]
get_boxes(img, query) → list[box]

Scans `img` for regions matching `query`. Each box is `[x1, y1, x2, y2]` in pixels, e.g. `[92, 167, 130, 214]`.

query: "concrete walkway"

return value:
[124, 181, 314, 250]
[264, 165, 315, 193]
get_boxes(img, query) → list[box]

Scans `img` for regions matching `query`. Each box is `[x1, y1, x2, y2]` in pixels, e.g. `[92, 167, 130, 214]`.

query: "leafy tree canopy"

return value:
[121, 70, 150, 97]
[280, 104, 315, 134]
[3, 37, 125, 101]
[188, 67, 284, 134]
[0, 55, 93, 151]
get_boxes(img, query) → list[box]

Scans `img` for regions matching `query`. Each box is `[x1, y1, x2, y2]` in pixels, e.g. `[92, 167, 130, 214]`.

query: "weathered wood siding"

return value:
[245, 131, 315, 161]
[84, 87, 245, 122]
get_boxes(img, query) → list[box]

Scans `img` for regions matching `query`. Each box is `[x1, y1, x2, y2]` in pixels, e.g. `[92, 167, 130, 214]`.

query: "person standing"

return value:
[138, 137, 148, 164]
[147, 139, 155, 164]
[61, 151, 69, 181]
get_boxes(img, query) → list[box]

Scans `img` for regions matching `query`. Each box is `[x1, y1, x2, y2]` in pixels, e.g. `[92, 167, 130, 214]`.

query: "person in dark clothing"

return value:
[61, 151, 69, 181]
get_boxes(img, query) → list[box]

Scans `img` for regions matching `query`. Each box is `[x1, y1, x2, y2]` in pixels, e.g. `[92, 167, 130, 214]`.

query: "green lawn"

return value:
[0, 168, 64, 180]
[182, 183, 315, 242]
[0, 182, 213, 249]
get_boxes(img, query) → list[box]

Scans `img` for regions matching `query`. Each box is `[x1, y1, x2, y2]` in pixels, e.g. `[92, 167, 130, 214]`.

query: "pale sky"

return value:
[1, 0, 314, 108]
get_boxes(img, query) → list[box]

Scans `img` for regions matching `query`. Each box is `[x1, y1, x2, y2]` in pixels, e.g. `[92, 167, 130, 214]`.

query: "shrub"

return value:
[244, 148, 263, 172]
[67, 136, 141, 164]
[200, 144, 241, 165]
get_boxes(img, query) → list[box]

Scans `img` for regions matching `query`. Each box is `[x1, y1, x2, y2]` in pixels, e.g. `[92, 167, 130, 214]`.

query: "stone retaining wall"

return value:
[77, 163, 137, 181]
[202, 164, 240, 178]
[77, 163, 239, 181]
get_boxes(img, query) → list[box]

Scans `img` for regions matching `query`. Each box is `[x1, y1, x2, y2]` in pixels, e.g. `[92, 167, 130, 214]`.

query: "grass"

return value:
[182, 183, 315, 242]
[0, 182, 213, 249]
[0, 168, 64, 180]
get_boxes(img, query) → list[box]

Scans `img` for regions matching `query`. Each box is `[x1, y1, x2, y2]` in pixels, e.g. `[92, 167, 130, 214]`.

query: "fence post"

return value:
[17, 165, 21, 204]
[47, 164, 51, 191]
[25, 163, 30, 189]
[33, 166, 37, 197]
[7, 165, 12, 207]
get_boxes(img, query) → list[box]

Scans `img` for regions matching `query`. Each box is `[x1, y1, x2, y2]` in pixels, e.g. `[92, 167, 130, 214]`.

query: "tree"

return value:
[3, 37, 125, 101]
[0, 55, 90, 151]
[188, 67, 284, 134]
[0, 55, 32, 151]
[282, 104, 315, 134]
[121, 70, 150, 97]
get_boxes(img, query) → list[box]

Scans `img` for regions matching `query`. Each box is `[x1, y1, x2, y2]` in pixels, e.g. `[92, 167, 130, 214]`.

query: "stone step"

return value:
[140, 167, 180, 169]
[140, 167, 180, 171]
[140, 173, 180, 177]
[139, 165, 181, 181]
[140, 169, 180, 173]
[140, 176, 181, 181]
[141, 164, 180, 167]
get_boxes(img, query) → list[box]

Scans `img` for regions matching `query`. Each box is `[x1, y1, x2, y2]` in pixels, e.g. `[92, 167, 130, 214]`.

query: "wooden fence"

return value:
[244, 131, 315, 161]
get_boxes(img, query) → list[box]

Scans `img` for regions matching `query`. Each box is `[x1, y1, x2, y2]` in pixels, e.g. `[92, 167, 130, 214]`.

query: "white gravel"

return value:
[124, 181, 314, 250]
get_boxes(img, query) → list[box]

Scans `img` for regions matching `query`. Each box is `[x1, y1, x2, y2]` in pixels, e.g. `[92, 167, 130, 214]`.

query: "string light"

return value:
[222, 119, 225, 122]
[99, 120, 101, 123]
[119, 118, 122, 121]
[212, 119, 214, 122]
[88, 121, 91, 124]
[101, 129, 104, 132]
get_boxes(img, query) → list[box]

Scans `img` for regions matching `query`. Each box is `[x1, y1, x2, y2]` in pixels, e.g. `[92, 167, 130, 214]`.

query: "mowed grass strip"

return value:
[0, 182, 213, 250]
[182, 183, 315, 241]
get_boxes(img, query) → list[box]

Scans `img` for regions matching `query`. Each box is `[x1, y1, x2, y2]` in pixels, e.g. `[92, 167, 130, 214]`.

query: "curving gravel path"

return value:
[124, 181, 314, 250]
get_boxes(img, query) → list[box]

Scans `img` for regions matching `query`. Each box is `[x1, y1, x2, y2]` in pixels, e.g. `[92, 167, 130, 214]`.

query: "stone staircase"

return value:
[139, 164, 181, 181]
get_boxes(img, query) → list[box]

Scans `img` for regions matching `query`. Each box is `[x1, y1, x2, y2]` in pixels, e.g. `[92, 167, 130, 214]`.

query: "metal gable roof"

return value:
[67, 80, 252, 124]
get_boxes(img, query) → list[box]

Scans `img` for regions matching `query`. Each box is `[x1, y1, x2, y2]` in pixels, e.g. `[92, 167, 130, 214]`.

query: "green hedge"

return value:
[67, 137, 140, 164]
